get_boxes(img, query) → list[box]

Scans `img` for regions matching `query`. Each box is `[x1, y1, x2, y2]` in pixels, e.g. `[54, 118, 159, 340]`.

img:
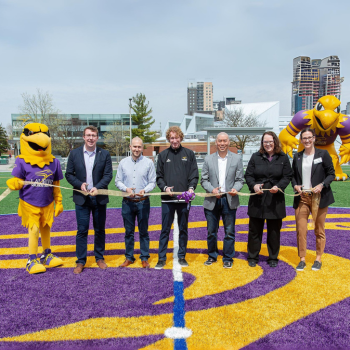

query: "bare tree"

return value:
[103, 123, 128, 156]
[223, 108, 267, 153]
[18, 89, 65, 154]
[6, 124, 13, 140]
[19, 89, 59, 123]
[50, 117, 84, 156]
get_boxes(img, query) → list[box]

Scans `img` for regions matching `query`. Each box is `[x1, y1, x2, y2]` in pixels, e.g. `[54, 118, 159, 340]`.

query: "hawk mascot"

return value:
[7, 123, 64, 274]
[279, 95, 350, 180]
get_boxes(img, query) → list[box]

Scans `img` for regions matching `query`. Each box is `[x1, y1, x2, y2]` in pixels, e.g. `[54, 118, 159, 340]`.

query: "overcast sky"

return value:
[1, 0, 349, 130]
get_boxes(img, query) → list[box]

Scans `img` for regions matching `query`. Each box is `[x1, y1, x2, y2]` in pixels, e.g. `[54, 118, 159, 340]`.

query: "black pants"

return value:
[158, 202, 190, 261]
[247, 217, 282, 263]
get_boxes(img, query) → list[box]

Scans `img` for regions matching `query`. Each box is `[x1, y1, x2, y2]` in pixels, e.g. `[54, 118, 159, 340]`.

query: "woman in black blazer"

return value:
[245, 132, 293, 268]
[292, 128, 335, 271]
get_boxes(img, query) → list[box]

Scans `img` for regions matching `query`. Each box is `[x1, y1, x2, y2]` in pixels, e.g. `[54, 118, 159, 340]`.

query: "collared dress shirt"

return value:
[218, 154, 228, 193]
[115, 155, 156, 197]
[83, 146, 96, 190]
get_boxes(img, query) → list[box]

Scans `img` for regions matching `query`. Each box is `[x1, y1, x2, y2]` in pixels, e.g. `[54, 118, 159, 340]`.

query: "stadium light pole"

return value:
[129, 98, 132, 145]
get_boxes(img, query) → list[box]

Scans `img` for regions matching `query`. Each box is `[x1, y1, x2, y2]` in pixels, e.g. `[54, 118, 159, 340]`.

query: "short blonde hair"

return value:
[166, 126, 184, 142]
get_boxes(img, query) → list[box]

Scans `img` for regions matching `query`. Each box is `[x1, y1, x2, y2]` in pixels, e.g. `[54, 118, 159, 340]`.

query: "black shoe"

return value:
[204, 258, 217, 266]
[154, 260, 166, 270]
[248, 261, 256, 267]
[223, 261, 233, 269]
[296, 261, 306, 271]
[268, 261, 278, 268]
[178, 258, 189, 267]
[312, 261, 322, 271]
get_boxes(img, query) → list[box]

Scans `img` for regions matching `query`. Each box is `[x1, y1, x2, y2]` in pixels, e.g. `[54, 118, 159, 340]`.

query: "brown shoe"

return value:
[142, 260, 150, 268]
[96, 259, 108, 269]
[73, 263, 84, 274]
[120, 259, 134, 267]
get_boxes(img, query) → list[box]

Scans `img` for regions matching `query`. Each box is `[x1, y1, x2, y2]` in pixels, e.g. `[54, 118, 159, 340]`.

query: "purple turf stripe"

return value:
[243, 297, 350, 350]
[0, 268, 195, 338]
[0, 335, 164, 350]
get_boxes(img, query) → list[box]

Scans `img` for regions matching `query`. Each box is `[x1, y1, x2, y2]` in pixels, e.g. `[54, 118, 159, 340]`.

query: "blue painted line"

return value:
[174, 339, 187, 350]
[173, 281, 186, 327]
[173, 280, 187, 350]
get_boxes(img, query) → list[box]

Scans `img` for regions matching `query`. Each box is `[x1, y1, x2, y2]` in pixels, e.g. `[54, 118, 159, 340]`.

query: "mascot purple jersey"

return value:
[279, 95, 350, 180]
[12, 157, 63, 207]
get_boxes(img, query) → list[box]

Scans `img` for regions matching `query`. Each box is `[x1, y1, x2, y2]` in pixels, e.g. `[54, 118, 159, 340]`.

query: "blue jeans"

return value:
[122, 198, 150, 262]
[158, 202, 190, 261]
[75, 196, 106, 265]
[204, 196, 236, 263]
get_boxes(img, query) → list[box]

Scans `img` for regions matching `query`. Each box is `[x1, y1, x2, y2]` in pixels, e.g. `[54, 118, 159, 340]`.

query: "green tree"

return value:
[0, 123, 9, 156]
[130, 93, 157, 144]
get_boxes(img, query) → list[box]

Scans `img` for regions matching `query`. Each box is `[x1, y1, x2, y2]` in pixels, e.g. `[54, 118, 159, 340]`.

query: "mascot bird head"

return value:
[307, 96, 346, 136]
[18, 123, 55, 168]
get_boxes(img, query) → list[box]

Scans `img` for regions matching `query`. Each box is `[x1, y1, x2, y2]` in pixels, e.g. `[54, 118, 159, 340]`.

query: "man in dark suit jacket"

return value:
[66, 126, 113, 274]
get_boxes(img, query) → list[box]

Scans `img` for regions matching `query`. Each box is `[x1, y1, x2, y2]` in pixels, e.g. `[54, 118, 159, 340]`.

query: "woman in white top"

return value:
[291, 128, 335, 271]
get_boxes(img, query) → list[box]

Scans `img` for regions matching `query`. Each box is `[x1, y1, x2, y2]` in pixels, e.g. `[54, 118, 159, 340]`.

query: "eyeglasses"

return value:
[263, 141, 274, 145]
[302, 136, 314, 141]
[84, 134, 98, 138]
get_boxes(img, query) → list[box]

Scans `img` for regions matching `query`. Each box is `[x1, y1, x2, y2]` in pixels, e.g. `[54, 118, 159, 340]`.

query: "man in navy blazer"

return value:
[66, 126, 113, 274]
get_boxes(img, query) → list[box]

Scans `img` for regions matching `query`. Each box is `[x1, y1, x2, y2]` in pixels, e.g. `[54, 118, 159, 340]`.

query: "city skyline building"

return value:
[291, 55, 343, 115]
[213, 97, 242, 111]
[187, 81, 213, 114]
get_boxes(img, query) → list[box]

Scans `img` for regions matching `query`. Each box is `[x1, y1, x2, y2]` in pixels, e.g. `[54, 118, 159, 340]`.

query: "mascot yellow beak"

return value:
[19, 123, 55, 167]
[313, 96, 341, 131]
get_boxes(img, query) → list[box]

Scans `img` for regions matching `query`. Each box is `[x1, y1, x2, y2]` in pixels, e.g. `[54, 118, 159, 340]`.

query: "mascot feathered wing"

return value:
[279, 95, 350, 180]
[6, 123, 64, 274]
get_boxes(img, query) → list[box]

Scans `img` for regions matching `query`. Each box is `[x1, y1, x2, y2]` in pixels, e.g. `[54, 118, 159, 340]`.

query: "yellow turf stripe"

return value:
[185, 251, 350, 350]
[238, 221, 350, 234]
[2, 214, 348, 241]
[0, 239, 206, 257]
[0, 241, 169, 257]
[155, 242, 262, 304]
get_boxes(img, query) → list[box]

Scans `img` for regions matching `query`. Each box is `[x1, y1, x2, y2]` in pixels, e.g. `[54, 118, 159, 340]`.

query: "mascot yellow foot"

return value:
[26, 256, 46, 274]
[40, 249, 64, 268]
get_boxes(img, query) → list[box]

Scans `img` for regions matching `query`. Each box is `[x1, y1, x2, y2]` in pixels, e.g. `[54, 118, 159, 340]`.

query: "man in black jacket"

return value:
[155, 126, 199, 269]
[65, 126, 113, 274]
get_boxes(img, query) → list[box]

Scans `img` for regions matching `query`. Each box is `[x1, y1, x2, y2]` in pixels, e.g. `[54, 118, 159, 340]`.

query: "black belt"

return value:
[124, 197, 148, 202]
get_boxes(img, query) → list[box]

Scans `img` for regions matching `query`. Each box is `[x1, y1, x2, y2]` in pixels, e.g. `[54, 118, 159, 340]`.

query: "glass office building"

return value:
[11, 113, 136, 154]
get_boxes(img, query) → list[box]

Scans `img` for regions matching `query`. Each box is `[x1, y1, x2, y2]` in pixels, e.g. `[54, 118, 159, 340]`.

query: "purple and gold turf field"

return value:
[0, 206, 350, 349]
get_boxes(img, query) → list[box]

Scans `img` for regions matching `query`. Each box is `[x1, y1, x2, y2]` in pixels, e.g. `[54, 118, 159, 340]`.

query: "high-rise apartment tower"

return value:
[187, 82, 213, 114]
[291, 55, 343, 115]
